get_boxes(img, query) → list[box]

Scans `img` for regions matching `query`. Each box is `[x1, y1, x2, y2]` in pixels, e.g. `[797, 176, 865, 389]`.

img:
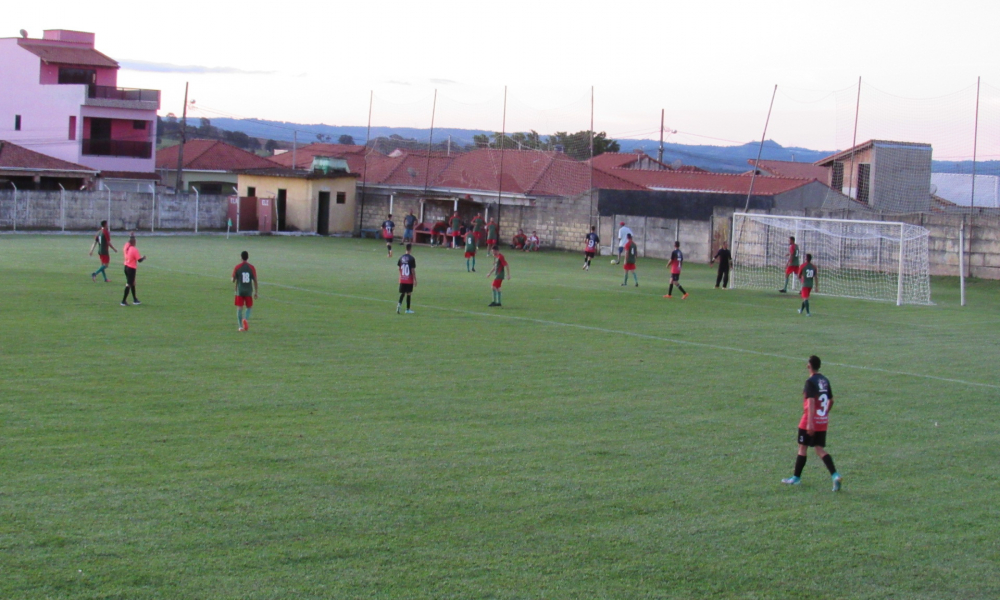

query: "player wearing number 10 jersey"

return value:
[782, 355, 843, 491]
[397, 244, 416, 314]
[232, 250, 258, 332]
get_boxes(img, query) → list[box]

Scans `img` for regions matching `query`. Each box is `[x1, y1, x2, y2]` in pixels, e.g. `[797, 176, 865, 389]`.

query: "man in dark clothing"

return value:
[712, 241, 732, 289]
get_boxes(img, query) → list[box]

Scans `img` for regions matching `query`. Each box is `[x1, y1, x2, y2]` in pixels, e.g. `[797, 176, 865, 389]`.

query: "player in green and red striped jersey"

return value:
[621, 233, 638, 286]
[779, 236, 800, 293]
[798, 254, 818, 316]
[486, 245, 510, 307]
[232, 250, 258, 331]
[88, 220, 117, 282]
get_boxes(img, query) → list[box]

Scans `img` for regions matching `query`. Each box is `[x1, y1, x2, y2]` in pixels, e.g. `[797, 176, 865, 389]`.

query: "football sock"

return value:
[237, 308, 244, 327]
[677, 284, 686, 294]
[399, 293, 406, 304]
[632, 272, 639, 284]
[822, 454, 837, 475]
[472, 257, 476, 269]
[783, 275, 790, 289]
[95, 265, 107, 280]
[623, 274, 629, 285]
[131, 286, 138, 302]
[804, 300, 810, 314]
[245, 308, 252, 321]
[668, 284, 674, 295]
[496, 291, 501, 305]
[794, 455, 807, 478]
[406, 295, 411, 309]
[467, 259, 470, 271]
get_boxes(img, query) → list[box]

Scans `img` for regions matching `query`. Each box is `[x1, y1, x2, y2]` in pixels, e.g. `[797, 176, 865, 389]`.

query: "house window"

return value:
[857, 163, 871, 204]
[831, 162, 844, 191]
[58, 67, 96, 85]
[336, 192, 346, 204]
[133, 120, 146, 130]
[14, 115, 21, 131]
[69, 116, 76, 140]
[247, 187, 256, 197]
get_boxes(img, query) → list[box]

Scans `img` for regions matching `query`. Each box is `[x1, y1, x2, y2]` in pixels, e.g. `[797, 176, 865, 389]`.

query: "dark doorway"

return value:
[90, 118, 112, 140]
[317, 191, 330, 235]
[857, 164, 871, 204]
[277, 189, 287, 231]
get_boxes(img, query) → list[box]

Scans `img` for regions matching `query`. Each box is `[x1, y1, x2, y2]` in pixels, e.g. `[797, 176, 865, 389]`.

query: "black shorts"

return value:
[385, 237, 394, 244]
[670, 272, 681, 282]
[585, 251, 595, 259]
[124, 266, 137, 286]
[398, 283, 414, 294]
[798, 428, 827, 447]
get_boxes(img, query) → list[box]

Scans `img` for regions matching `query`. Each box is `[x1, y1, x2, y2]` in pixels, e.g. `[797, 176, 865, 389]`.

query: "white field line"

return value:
[147, 264, 1000, 391]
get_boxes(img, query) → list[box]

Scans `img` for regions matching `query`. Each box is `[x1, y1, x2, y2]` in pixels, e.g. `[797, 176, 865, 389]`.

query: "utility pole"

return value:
[658, 109, 665, 163]
[292, 130, 297, 170]
[174, 82, 189, 192]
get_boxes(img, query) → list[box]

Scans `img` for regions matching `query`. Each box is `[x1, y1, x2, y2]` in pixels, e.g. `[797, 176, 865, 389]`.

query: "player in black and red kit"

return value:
[396, 243, 416, 314]
[382, 214, 395, 257]
[582, 226, 599, 270]
[782, 355, 843, 491]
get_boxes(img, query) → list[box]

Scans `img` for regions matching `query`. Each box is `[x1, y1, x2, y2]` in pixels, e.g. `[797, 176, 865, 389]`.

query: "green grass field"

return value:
[2, 234, 998, 600]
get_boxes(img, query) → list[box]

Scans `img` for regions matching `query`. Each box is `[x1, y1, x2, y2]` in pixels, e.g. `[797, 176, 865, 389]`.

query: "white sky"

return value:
[8, 0, 1000, 153]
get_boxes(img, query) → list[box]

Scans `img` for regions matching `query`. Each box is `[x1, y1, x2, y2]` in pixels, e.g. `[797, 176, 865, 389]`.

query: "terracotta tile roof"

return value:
[155, 140, 277, 171]
[815, 139, 931, 166]
[268, 143, 369, 173]
[98, 171, 160, 180]
[589, 151, 673, 171]
[0, 140, 97, 172]
[17, 39, 119, 68]
[750, 159, 829, 181]
[597, 168, 814, 196]
[235, 167, 358, 180]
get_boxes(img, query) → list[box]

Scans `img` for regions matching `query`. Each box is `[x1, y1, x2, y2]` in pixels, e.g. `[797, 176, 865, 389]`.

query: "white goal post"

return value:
[730, 213, 932, 305]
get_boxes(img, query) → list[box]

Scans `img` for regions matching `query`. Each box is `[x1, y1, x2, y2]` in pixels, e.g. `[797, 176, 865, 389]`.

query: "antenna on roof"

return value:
[19, 29, 28, 39]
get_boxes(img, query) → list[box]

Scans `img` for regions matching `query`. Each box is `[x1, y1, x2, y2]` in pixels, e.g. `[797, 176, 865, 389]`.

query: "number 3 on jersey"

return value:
[816, 393, 830, 417]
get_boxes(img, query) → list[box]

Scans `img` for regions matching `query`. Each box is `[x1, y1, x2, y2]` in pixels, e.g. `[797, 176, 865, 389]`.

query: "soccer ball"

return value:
[611, 259, 617, 264]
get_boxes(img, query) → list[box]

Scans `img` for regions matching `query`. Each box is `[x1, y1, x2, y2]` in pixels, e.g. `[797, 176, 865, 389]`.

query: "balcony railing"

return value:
[87, 85, 160, 103]
[82, 139, 153, 159]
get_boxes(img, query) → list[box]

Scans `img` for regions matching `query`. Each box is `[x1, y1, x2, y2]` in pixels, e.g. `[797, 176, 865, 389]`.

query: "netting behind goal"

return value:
[730, 213, 932, 305]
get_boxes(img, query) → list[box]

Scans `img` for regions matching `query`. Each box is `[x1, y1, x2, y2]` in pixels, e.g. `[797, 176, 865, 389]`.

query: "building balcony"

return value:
[83, 85, 161, 110]
[82, 139, 153, 159]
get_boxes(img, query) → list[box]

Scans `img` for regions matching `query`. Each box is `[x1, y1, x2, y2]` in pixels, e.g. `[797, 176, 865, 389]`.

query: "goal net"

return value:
[730, 213, 932, 305]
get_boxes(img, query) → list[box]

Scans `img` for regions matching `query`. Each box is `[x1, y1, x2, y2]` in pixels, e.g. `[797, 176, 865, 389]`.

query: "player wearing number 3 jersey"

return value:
[397, 244, 416, 314]
[232, 250, 258, 332]
[782, 355, 843, 491]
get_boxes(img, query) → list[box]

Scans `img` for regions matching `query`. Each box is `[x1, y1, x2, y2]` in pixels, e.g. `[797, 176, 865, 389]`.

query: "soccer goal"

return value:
[730, 213, 932, 305]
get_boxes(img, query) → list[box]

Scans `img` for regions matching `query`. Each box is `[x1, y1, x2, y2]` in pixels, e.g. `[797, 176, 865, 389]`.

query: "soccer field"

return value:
[2, 234, 998, 599]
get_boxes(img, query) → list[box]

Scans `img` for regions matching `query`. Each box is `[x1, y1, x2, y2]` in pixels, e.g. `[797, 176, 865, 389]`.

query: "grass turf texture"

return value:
[2, 234, 999, 600]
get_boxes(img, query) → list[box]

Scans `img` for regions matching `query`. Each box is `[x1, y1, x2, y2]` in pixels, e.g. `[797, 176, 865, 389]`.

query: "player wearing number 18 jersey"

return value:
[232, 250, 258, 331]
[397, 244, 416, 314]
[782, 355, 842, 491]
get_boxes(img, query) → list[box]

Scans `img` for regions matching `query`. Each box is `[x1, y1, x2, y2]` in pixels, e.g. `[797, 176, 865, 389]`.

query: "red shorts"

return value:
[492, 278, 503, 289]
[487, 239, 497, 247]
[465, 251, 475, 258]
[474, 231, 483, 240]
[235, 295, 254, 308]
[99, 254, 110, 266]
[800, 287, 812, 299]
[624, 263, 636, 271]
[786, 265, 800, 276]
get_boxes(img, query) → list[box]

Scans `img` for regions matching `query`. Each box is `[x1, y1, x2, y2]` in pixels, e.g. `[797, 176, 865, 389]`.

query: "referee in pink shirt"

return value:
[121, 233, 146, 306]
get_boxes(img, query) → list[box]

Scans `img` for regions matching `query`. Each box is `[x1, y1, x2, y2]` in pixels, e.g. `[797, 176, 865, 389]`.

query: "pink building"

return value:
[0, 29, 160, 186]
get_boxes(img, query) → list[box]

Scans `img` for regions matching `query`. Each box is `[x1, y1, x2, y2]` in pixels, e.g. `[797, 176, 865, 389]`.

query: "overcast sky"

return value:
[8, 0, 1000, 155]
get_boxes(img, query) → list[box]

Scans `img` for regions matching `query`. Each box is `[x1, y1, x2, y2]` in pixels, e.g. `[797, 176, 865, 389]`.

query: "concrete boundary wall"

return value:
[0, 190, 230, 231]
